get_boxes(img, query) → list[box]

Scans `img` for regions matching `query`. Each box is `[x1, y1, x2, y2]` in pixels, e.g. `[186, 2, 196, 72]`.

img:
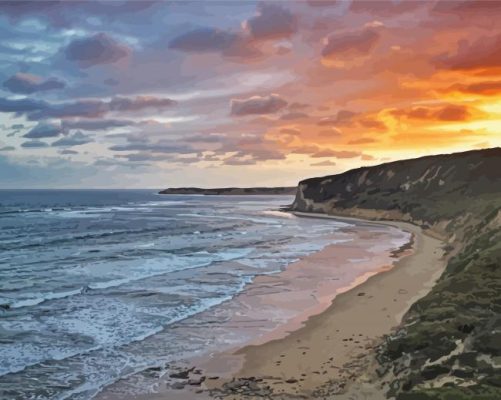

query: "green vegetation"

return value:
[291, 148, 501, 399]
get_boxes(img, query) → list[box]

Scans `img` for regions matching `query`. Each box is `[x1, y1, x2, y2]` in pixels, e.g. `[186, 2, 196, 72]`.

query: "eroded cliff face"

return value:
[291, 148, 501, 400]
[292, 148, 501, 234]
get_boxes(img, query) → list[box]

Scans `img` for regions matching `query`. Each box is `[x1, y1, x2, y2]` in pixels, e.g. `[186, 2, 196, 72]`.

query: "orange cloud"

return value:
[448, 81, 501, 96]
[390, 104, 471, 122]
[434, 34, 501, 72]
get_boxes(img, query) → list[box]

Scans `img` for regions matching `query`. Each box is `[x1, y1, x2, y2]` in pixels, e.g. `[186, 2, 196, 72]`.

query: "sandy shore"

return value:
[101, 213, 446, 400]
[204, 213, 447, 399]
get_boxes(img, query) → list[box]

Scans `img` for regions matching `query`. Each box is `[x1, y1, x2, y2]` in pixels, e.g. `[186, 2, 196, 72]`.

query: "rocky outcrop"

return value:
[291, 148, 501, 399]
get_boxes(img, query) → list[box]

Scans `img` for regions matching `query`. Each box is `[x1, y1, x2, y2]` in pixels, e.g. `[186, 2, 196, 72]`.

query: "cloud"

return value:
[115, 153, 170, 163]
[391, 104, 471, 121]
[448, 81, 501, 96]
[348, 137, 376, 145]
[185, 133, 226, 143]
[432, 0, 501, 17]
[223, 155, 257, 166]
[434, 34, 501, 71]
[64, 32, 131, 68]
[280, 111, 309, 120]
[311, 160, 337, 166]
[358, 117, 387, 130]
[109, 96, 176, 111]
[52, 131, 92, 147]
[350, 0, 424, 16]
[109, 141, 195, 154]
[244, 3, 297, 41]
[24, 122, 63, 138]
[319, 128, 342, 136]
[169, 28, 238, 53]
[0, 0, 157, 23]
[312, 149, 361, 158]
[3, 73, 66, 94]
[61, 119, 135, 131]
[307, 0, 339, 7]
[317, 110, 357, 126]
[169, 27, 261, 60]
[280, 128, 301, 135]
[230, 94, 287, 116]
[322, 27, 381, 59]
[27, 99, 108, 120]
[0, 146, 15, 152]
[59, 149, 79, 155]
[0, 97, 48, 113]
[21, 140, 49, 148]
[291, 144, 321, 154]
[24, 96, 175, 120]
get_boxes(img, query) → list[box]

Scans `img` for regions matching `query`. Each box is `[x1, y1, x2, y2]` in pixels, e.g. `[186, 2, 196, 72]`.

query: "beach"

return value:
[217, 216, 446, 399]
[104, 213, 446, 400]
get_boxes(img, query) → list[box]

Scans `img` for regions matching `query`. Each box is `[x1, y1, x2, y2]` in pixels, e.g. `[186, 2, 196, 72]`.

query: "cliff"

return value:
[159, 187, 296, 195]
[291, 148, 501, 399]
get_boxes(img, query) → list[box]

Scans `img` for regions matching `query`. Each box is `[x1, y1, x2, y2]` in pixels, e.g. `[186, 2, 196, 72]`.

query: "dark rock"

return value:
[188, 376, 206, 386]
[169, 367, 194, 379]
[171, 382, 185, 390]
[285, 378, 298, 383]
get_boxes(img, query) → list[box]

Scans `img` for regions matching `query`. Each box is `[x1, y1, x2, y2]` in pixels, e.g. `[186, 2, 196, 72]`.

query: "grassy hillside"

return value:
[291, 148, 501, 399]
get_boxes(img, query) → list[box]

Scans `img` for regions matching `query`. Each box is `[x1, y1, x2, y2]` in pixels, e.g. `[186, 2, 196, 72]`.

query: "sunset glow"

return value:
[0, 0, 500, 188]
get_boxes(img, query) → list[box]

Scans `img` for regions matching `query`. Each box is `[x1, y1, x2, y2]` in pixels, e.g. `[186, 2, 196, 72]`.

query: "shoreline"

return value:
[205, 212, 447, 399]
[98, 212, 418, 400]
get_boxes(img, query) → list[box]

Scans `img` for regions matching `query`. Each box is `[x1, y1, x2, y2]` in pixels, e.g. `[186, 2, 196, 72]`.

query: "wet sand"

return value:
[207, 214, 446, 399]
[101, 214, 445, 399]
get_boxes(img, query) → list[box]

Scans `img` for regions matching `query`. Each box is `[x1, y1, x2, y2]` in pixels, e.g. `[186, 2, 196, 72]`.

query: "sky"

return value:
[0, 0, 500, 188]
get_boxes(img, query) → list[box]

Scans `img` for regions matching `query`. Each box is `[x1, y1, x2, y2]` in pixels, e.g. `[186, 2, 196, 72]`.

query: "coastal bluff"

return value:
[291, 148, 501, 400]
[159, 187, 296, 196]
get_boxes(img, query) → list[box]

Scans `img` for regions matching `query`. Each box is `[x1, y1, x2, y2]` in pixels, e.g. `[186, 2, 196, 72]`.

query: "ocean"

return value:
[0, 190, 409, 400]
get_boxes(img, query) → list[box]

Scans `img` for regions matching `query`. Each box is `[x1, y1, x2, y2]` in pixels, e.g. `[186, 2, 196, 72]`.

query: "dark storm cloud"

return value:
[230, 94, 288, 116]
[245, 3, 298, 40]
[3, 73, 66, 94]
[23, 122, 63, 139]
[64, 33, 131, 68]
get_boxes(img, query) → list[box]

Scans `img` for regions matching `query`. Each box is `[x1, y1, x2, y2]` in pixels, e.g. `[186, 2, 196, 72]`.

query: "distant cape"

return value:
[159, 187, 296, 195]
